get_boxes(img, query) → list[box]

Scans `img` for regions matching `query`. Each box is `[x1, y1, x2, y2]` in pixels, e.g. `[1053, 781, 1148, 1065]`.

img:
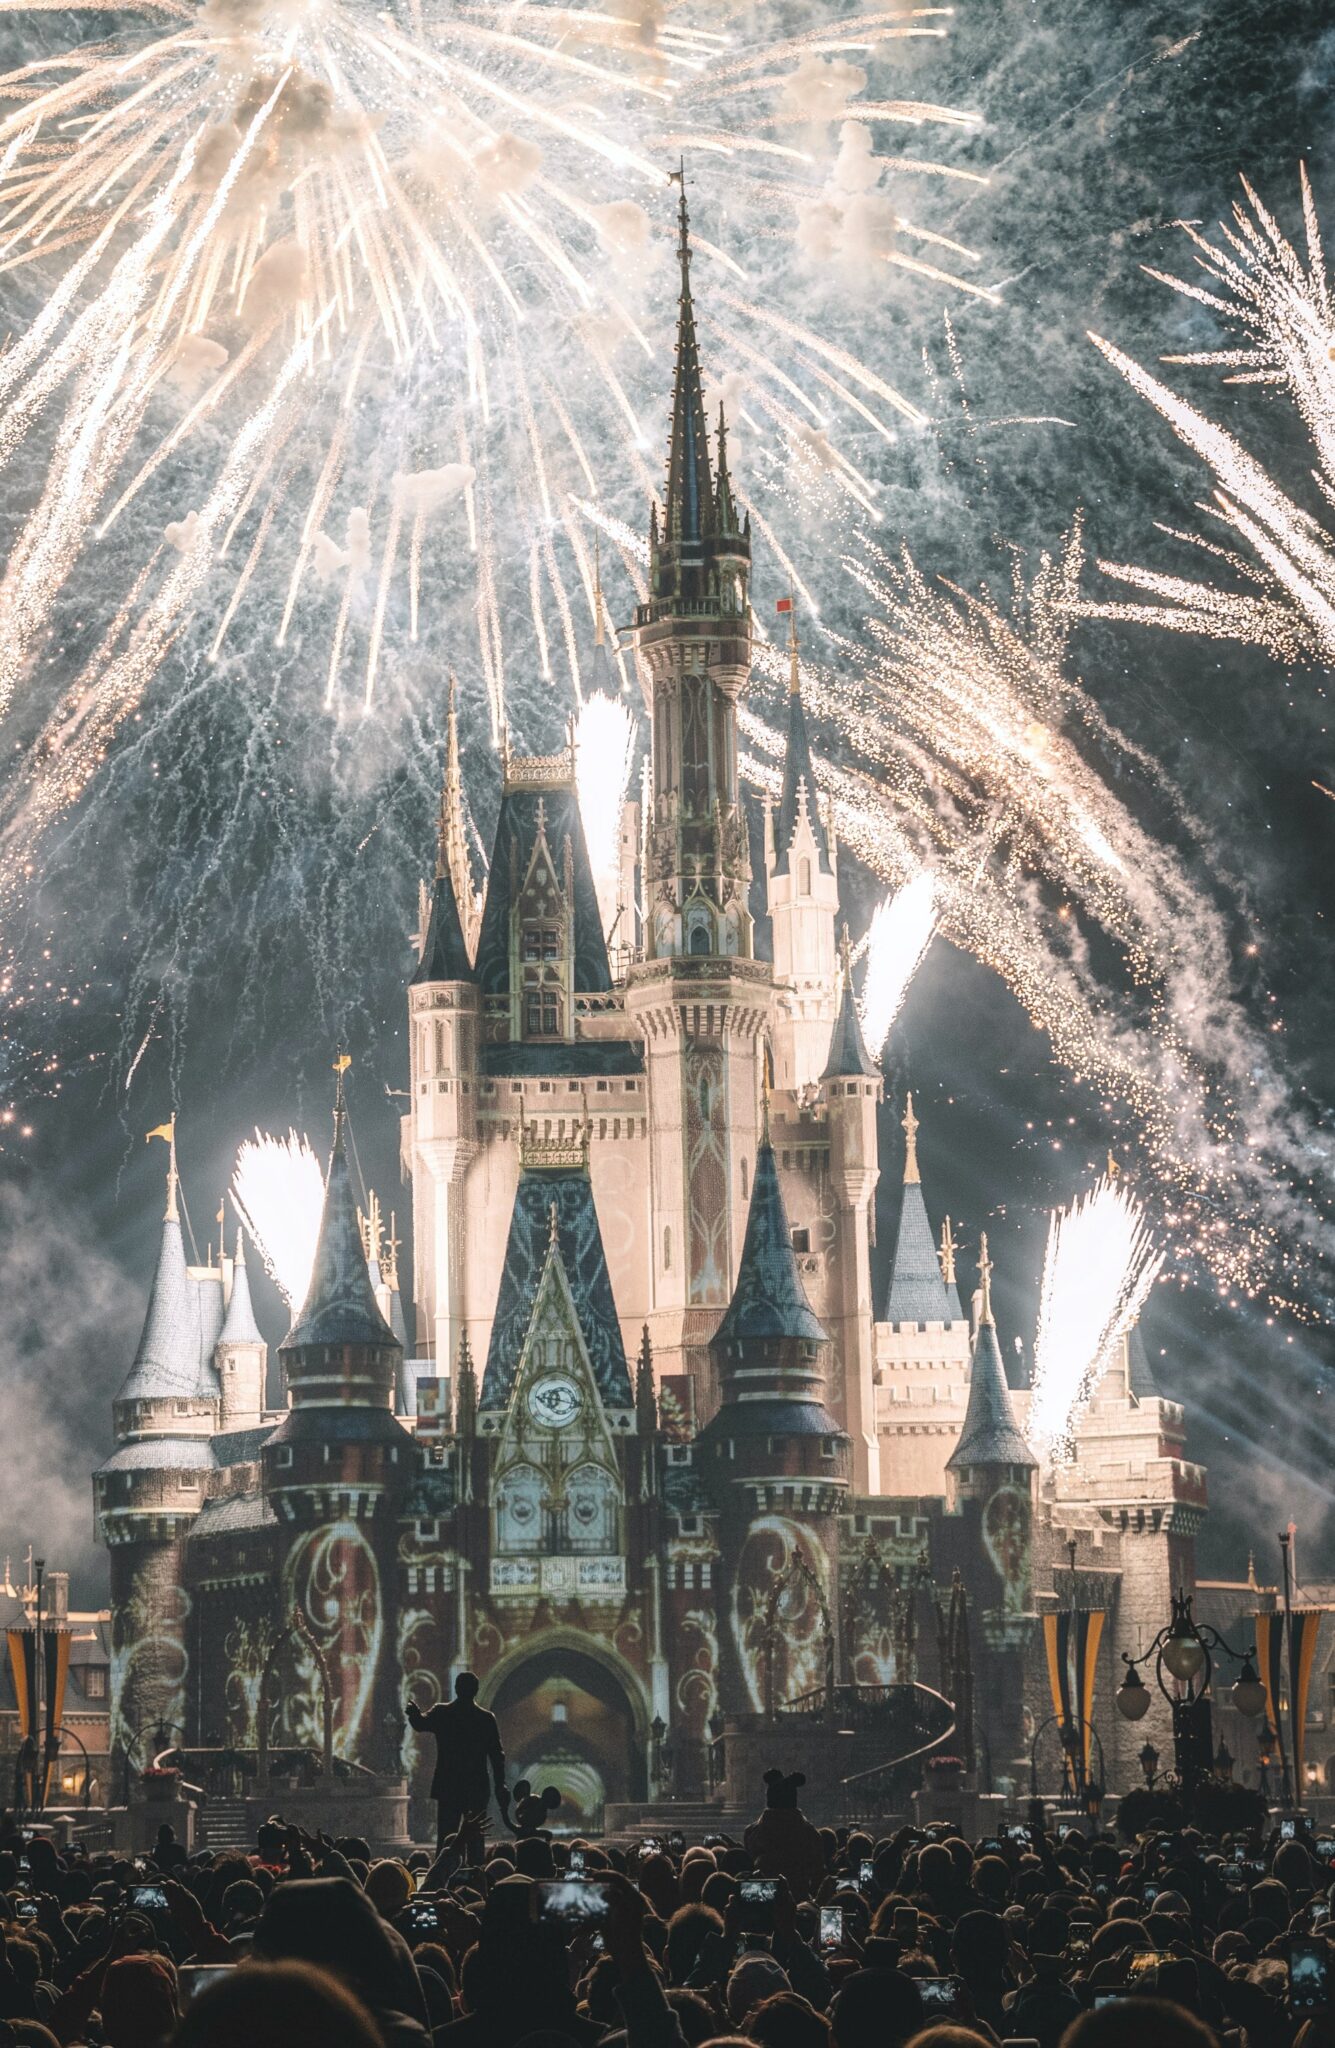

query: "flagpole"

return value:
[1279, 1529, 1296, 1810]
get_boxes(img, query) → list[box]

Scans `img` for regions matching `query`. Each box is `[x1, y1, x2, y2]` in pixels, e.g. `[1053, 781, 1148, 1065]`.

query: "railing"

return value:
[835, 1679, 958, 1826]
[778, 1682, 916, 1729]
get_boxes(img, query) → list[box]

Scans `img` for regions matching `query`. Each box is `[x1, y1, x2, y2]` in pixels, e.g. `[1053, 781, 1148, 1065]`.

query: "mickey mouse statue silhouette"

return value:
[511, 1779, 562, 1838]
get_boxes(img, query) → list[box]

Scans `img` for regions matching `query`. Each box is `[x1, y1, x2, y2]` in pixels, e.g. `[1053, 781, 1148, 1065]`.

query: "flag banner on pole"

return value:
[775, 597, 792, 613]
[1075, 1610, 1106, 1775]
[6, 1628, 35, 1741]
[1254, 1612, 1284, 1732]
[1042, 1612, 1071, 1725]
[41, 1629, 72, 1808]
[1291, 1611, 1323, 1792]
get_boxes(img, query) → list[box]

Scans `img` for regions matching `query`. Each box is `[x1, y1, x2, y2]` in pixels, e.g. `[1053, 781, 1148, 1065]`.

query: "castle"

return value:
[94, 196, 1206, 1831]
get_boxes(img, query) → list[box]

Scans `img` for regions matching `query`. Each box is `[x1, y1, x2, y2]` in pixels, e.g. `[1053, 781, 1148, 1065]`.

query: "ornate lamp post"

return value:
[1115, 1589, 1264, 1807]
[1138, 1741, 1160, 1788]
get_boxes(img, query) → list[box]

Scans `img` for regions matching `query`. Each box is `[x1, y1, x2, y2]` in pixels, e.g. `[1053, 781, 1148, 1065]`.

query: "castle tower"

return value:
[626, 185, 770, 1411]
[95, 1134, 218, 1758]
[264, 1076, 412, 1770]
[944, 1235, 1037, 1776]
[766, 608, 840, 1094]
[215, 1226, 266, 1432]
[700, 1113, 850, 1715]
[819, 937, 882, 1494]
[635, 183, 752, 961]
[874, 1094, 972, 1498]
[407, 688, 481, 1375]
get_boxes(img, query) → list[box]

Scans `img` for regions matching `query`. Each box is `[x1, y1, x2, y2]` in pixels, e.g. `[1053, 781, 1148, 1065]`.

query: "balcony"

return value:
[490, 1556, 626, 1597]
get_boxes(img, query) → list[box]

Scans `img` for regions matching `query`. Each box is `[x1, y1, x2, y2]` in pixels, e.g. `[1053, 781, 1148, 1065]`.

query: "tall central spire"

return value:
[663, 171, 715, 550]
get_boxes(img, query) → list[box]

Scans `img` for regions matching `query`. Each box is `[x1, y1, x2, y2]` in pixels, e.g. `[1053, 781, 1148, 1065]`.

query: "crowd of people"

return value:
[1, 1780, 1332, 2048]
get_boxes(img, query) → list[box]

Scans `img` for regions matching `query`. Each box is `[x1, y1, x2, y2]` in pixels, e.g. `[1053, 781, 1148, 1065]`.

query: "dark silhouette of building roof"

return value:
[714, 1136, 827, 1348]
[283, 1112, 398, 1355]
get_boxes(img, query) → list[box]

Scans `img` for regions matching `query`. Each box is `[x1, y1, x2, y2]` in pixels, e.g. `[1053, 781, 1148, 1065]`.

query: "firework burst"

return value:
[231, 1126, 323, 1309]
[0, 0, 991, 891]
[1082, 168, 1335, 663]
[1028, 1171, 1164, 1462]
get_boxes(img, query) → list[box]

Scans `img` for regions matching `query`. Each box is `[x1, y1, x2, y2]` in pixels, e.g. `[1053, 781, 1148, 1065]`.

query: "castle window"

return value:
[567, 1464, 618, 1551]
[689, 925, 710, 956]
[523, 927, 560, 962]
[663, 1226, 672, 1271]
[274, 1446, 293, 1469]
[791, 1227, 810, 1254]
[800, 858, 811, 894]
[177, 1471, 195, 1490]
[741, 1158, 748, 1199]
[83, 1666, 107, 1699]
[821, 1438, 837, 1459]
[525, 993, 560, 1037]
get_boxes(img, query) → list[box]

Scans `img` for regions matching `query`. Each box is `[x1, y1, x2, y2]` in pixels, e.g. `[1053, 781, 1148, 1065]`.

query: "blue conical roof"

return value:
[772, 681, 832, 880]
[822, 976, 879, 1081]
[412, 863, 474, 985]
[947, 1308, 1035, 1473]
[714, 1138, 827, 1347]
[117, 1209, 203, 1402]
[218, 1229, 263, 1347]
[283, 1117, 398, 1353]
[481, 1164, 631, 1409]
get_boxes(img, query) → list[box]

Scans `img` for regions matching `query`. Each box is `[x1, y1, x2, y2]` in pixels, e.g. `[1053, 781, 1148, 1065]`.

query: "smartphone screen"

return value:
[858, 1858, 874, 1890]
[569, 1848, 586, 1876]
[178, 1965, 235, 2007]
[918, 1977, 965, 2015]
[738, 1879, 779, 1932]
[1281, 1818, 1298, 1841]
[1289, 1938, 1330, 2012]
[129, 1885, 169, 1915]
[819, 1906, 843, 1950]
[407, 1901, 441, 1933]
[1128, 1951, 1162, 1982]
[893, 1907, 919, 1945]
[536, 1881, 612, 1928]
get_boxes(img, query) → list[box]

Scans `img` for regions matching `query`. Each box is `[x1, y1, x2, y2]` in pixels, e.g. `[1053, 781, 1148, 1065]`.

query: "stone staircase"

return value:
[195, 1800, 252, 1853]
[602, 1800, 753, 1845]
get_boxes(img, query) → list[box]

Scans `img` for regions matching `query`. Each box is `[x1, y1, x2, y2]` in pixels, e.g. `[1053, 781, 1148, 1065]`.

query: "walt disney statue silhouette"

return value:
[406, 1670, 510, 1854]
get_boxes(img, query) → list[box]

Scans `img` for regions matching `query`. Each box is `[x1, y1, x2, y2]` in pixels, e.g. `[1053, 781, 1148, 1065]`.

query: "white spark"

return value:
[1029, 1173, 1165, 1462]
[575, 692, 637, 942]
[856, 871, 937, 1055]
[231, 1128, 324, 1312]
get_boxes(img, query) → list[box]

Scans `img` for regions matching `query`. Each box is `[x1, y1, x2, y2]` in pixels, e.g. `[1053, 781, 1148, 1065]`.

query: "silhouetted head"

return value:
[455, 1671, 481, 1702]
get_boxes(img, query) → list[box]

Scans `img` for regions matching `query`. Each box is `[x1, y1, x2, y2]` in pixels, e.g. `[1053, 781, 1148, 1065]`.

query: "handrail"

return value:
[836, 1682, 958, 1798]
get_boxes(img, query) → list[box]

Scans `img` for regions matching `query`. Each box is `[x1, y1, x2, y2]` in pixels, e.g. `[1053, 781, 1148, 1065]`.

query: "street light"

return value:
[1115, 1588, 1263, 1806]
[1138, 1742, 1160, 1787]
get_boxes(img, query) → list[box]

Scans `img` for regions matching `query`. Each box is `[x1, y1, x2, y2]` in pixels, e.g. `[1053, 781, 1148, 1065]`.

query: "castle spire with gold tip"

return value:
[883, 1090, 963, 1325]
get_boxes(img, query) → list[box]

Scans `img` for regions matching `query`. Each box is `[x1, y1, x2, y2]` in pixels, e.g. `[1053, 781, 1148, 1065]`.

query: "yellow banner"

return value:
[1042, 1613, 1065, 1723]
[6, 1629, 31, 1741]
[1079, 1611, 1105, 1774]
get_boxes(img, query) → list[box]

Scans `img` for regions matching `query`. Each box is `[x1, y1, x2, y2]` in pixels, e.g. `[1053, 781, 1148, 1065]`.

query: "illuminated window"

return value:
[84, 1667, 107, 1699]
[525, 993, 560, 1037]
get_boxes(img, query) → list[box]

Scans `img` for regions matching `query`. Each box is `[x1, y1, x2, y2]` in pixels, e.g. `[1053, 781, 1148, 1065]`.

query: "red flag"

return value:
[775, 597, 792, 613]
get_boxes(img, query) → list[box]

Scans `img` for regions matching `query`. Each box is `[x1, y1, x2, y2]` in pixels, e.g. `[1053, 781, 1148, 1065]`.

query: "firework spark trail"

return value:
[1028, 1172, 1165, 1462]
[574, 691, 638, 942]
[1080, 169, 1335, 663]
[231, 1127, 324, 1310]
[747, 535, 1334, 1317]
[0, 0, 992, 889]
[855, 871, 937, 1055]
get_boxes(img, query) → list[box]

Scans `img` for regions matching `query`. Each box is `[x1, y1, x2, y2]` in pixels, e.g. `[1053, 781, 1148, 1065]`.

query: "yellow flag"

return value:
[333, 1054, 352, 1075]
[146, 1120, 175, 1145]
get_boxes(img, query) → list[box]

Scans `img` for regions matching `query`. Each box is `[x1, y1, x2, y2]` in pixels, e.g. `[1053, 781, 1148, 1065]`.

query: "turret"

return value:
[947, 1237, 1036, 1497]
[96, 1129, 217, 1758]
[215, 1226, 266, 1431]
[767, 605, 840, 1092]
[407, 680, 482, 1375]
[819, 932, 882, 1493]
[264, 1071, 413, 1770]
[701, 1108, 850, 1712]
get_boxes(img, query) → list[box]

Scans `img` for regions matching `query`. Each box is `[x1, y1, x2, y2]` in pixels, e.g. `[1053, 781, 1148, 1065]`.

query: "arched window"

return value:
[663, 1225, 672, 1272]
[689, 924, 710, 955]
[566, 1464, 619, 1552]
[496, 1464, 545, 1553]
[799, 857, 811, 895]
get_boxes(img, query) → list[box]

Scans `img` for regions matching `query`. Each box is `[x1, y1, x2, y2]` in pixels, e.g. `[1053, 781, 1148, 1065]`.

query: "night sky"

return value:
[1, 0, 1332, 1602]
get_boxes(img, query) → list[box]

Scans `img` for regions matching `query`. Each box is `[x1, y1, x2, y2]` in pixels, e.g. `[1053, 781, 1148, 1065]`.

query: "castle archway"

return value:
[481, 1634, 649, 1827]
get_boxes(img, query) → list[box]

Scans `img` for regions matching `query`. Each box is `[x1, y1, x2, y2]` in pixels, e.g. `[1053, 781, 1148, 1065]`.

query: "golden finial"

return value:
[1107, 1148, 1119, 1180]
[760, 1043, 773, 1142]
[939, 1215, 957, 1287]
[786, 593, 800, 696]
[385, 1210, 401, 1294]
[333, 1048, 351, 1119]
[839, 923, 854, 990]
[146, 1119, 178, 1222]
[977, 1232, 994, 1327]
[902, 1091, 920, 1185]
